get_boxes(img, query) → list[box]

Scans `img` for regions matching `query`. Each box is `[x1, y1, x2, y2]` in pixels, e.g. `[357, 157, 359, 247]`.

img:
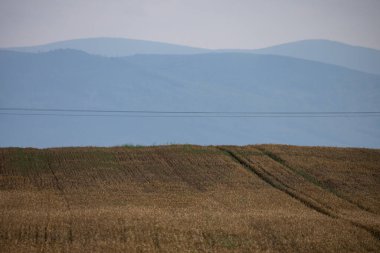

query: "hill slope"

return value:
[4, 38, 380, 74]
[250, 40, 380, 75]
[1, 50, 380, 148]
[1, 145, 379, 252]
[5, 37, 209, 57]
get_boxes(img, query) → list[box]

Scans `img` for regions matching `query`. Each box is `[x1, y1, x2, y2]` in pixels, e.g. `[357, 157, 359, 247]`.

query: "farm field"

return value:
[0, 145, 379, 252]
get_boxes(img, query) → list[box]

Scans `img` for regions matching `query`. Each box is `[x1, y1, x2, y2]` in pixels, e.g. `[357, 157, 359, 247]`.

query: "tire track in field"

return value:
[45, 154, 74, 243]
[218, 147, 337, 217]
[218, 147, 380, 241]
[253, 147, 380, 241]
[154, 149, 235, 212]
[255, 146, 377, 215]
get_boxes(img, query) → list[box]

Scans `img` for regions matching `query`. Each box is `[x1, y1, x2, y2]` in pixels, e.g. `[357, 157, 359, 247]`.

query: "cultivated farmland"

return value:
[0, 145, 379, 252]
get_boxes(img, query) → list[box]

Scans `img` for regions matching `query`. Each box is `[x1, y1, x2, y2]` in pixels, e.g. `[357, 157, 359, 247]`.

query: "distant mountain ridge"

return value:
[5, 37, 210, 57]
[251, 40, 380, 75]
[0, 49, 379, 148]
[3, 37, 380, 74]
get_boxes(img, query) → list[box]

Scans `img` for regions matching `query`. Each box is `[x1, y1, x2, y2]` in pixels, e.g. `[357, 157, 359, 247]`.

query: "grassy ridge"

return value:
[0, 145, 379, 252]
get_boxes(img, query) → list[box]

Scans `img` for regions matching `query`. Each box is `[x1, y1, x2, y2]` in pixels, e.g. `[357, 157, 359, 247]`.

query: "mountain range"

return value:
[0, 38, 379, 148]
[5, 38, 380, 74]
[6, 37, 209, 57]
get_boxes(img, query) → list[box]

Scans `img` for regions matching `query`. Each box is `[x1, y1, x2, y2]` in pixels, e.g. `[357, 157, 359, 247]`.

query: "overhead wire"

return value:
[0, 109, 380, 118]
[0, 107, 380, 116]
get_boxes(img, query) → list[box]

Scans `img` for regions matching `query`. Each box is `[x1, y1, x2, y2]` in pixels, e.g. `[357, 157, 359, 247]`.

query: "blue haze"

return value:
[6, 38, 209, 57]
[5, 38, 380, 75]
[0, 49, 379, 148]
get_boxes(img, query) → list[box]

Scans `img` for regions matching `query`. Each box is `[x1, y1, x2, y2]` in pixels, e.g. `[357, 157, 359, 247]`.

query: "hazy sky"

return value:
[0, 0, 379, 49]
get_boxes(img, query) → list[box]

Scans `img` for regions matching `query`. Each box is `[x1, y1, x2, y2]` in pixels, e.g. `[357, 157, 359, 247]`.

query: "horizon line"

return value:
[2, 36, 379, 51]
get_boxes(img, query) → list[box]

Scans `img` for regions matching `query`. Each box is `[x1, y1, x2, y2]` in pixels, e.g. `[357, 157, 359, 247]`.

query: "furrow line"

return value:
[218, 147, 336, 218]
[45, 155, 73, 243]
[256, 147, 376, 214]
[218, 147, 380, 241]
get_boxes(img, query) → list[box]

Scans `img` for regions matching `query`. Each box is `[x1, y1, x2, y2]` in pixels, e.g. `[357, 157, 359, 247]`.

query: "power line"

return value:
[0, 107, 380, 115]
[1, 112, 380, 118]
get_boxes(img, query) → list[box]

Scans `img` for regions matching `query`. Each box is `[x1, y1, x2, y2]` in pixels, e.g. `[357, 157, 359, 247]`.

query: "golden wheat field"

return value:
[0, 145, 379, 252]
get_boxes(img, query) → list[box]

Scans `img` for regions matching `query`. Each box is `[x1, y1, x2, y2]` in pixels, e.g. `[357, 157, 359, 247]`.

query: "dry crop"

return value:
[0, 145, 379, 252]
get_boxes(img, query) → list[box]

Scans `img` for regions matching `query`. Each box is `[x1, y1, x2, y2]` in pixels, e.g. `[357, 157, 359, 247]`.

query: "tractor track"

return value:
[255, 146, 377, 215]
[218, 147, 380, 241]
[45, 154, 73, 243]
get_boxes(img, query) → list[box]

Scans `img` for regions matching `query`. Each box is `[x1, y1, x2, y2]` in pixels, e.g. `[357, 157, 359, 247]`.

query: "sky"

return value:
[0, 0, 379, 49]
